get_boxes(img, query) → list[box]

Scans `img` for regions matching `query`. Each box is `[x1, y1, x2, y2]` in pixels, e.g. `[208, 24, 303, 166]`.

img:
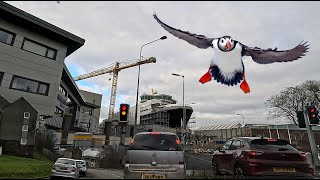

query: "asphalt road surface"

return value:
[185, 153, 212, 170]
[81, 168, 124, 179]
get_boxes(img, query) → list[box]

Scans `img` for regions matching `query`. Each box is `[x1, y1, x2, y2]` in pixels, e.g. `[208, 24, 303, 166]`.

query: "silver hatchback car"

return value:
[124, 132, 186, 179]
[50, 158, 80, 179]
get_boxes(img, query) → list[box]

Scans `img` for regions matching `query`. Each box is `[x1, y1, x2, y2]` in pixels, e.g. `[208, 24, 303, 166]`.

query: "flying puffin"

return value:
[153, 14, 309, 94]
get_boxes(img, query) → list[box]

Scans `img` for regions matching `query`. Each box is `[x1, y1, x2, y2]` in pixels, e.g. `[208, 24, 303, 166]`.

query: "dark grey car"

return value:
[124, 132, 186, 179]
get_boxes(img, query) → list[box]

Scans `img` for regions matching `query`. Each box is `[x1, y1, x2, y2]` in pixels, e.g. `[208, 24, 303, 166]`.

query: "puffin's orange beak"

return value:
[226, 41, 231, 50]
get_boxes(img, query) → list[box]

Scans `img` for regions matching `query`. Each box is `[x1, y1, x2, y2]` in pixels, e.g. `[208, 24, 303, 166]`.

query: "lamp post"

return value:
[172, 73, 186, 148]
[236, 113, 245, 126]
[133, 36, 167, 137]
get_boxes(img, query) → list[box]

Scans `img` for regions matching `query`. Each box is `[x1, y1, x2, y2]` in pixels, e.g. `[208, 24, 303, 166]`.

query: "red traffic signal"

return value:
[306, 105, 319, 125]
[119, 103, 130, 122]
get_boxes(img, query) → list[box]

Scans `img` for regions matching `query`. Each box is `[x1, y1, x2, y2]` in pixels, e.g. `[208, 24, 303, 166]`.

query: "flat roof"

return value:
[0, 2, 85, 56]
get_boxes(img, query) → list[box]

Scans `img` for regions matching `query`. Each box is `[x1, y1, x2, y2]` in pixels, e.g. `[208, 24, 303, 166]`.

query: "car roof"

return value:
[135, 132, 177, 136]
[232, 137, 286, 143]
[57, 158, 75, 161]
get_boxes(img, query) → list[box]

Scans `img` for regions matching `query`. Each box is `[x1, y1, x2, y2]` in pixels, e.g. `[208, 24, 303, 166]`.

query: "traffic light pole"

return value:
[303, 106, 320, 169]
[120, 122, 126, 146]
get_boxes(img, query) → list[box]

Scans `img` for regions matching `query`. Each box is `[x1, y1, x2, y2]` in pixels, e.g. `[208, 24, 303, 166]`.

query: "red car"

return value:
[212, 137, 314, 179]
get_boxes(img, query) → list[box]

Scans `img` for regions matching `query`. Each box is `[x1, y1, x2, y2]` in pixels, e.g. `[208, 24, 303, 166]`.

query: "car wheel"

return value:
[212, 159, 221, 175]
[234, 164, 246, 179]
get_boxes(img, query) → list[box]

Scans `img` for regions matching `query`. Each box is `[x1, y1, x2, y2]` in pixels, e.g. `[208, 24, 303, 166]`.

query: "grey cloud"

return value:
[7, 1, 320, 127]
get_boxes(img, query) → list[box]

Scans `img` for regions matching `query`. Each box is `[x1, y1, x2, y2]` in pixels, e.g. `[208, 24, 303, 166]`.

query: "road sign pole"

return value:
[303, 106, 320, 168]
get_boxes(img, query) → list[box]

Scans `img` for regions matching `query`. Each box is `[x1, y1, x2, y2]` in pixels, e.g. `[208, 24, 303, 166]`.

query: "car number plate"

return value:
[273, 167, 296, 172]
[141, 174, 166, 179]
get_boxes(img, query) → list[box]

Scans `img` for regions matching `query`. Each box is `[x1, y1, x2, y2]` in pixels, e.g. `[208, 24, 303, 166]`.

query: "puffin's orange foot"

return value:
[199, 71, 212, 84]
[240, 79, 250, 93]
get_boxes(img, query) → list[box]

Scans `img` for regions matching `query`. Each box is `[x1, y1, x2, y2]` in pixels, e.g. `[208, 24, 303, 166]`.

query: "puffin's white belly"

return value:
[211, 44, 243, 80]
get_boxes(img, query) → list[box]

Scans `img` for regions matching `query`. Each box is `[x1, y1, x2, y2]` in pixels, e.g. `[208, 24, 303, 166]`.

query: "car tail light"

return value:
[176, 139, 181, 144]
[267, 139, 277, 142]
[247, 151, 264, 158]
[71, 167, 76, 172]
[300, 153, 307, 161]
[130, 138, 134, 144]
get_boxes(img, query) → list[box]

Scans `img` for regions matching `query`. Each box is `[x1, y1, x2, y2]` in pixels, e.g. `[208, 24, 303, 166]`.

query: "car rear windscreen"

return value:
[250, 139, 298, 151]
[129, 134, 182, 151]
[56, 159, 75, 165]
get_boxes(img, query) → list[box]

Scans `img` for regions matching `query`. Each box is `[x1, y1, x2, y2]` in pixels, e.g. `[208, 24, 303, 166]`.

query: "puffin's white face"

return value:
[218, 36, 236, 52]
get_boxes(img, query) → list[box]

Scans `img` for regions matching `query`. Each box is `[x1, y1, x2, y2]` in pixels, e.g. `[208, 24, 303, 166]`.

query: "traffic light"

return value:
[119, 104, 130, 122]
[306, 105, 320, 125]
[296, 111, 306, 128]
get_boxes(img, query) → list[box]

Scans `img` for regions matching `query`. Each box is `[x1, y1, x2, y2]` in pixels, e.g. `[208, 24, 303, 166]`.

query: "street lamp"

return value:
[133, 36, 167, 137]
[236, 113, 245, 126]
[172, 73, 186, 148]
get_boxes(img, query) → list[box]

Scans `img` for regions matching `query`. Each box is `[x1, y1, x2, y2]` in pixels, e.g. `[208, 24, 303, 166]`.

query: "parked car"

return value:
[124, 132, 186, 179]
[205, 149, 214, 154]
[76, 160, 87, 176]
[212, 137, 314, 179]
[51, 158, 80, 179]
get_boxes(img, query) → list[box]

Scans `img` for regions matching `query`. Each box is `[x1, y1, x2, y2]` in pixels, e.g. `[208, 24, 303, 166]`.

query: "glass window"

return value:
[20, 138, 27, 145]
[22, 39, 57, 60]
[0, 29, 14, 45]
[47, 49, 55, 59]
[38, 83, 48, 94]
[23, 40, 47, 56]
[230, 140, 241, 150]
[22, 125, 28, 131]
[11, 76, 38, 93]
[10, 76, 49, 95]
[129, 134, 182, 151]
[222, 140, 233, 150]
[0, 72, 4, 86]
[250, 139, 298, 152]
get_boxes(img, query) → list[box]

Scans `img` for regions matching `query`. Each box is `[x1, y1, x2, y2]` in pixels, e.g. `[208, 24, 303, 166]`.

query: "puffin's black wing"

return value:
[241, 41, 309, 64]
[153, 13, 215, 49]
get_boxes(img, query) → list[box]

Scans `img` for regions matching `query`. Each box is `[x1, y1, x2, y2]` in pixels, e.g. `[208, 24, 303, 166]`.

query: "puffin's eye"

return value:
[221, 39, 224, 43]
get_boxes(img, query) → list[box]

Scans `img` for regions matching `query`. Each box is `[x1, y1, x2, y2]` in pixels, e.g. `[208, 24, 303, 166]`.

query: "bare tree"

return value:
[265, 80, 320, 125]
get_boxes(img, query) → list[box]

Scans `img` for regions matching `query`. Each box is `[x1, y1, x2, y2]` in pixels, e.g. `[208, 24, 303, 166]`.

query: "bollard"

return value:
[0, 146, 2, 156]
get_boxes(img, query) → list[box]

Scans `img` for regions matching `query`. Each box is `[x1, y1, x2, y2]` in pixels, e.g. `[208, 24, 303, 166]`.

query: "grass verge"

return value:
[0, 152, 53, 179]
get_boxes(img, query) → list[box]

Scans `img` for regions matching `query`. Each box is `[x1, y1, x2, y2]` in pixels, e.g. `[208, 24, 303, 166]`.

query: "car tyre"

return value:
[234, 163, 246, 179]
[212, 159, 222, 175]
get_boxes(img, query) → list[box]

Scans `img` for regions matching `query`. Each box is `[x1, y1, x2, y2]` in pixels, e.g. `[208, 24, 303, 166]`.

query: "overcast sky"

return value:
[7, 1, 320, 128]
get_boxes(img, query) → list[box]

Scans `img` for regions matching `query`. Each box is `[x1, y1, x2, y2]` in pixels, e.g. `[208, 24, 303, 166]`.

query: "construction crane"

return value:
[73, 57, 156, 126]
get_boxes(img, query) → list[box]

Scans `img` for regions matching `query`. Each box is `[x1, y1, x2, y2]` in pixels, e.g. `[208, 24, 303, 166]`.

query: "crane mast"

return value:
[73, 57, 156, 137]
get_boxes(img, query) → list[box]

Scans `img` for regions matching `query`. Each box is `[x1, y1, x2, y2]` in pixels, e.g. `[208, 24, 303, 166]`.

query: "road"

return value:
[82, 168, 124, 179]
[185, 153, 212, 170]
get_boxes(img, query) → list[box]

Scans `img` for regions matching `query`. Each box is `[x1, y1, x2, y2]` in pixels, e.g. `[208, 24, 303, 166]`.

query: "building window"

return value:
[20, 138, 27, 145]
[0, 72, 4, 86]
[22, 125, 28, 132]
[55, 107, 64, 117]
[59, 85, 67, 97]
[21, 38, 57, 60]
[10, 75, 50, 95]
[0, 28, 14, 45]
[24, 112, 30, 119]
